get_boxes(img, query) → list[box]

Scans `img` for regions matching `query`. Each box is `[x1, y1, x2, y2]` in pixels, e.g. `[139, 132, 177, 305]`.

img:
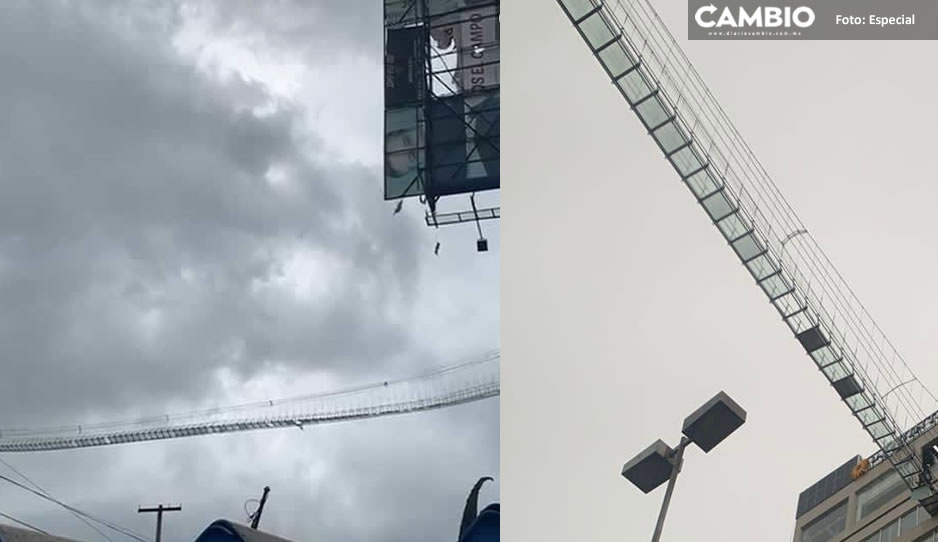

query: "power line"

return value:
[0, 456, 115, 541]
[0, 510, 51, 535]
[0, 472, 148, 542]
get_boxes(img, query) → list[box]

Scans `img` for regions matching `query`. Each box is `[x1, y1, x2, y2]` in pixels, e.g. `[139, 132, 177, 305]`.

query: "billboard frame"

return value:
[383, 0, 501, 212]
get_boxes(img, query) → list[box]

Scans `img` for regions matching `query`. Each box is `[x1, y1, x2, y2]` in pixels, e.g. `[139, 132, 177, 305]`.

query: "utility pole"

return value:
[138, 503, 181, 542]
[250, 487, 271, 529]
[650, 437, 688, 542]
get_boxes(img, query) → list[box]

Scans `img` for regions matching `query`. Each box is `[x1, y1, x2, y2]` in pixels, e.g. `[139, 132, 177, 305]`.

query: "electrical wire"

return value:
[0, 456, 115, 541]
[0, 473, 149, 542]
[0, 511, 51, 535]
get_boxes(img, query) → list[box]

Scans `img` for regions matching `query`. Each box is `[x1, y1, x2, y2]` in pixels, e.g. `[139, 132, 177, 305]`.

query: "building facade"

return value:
[793, 424, 938, 542]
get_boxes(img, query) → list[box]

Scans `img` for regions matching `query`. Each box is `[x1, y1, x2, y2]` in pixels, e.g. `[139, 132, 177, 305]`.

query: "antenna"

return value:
[249, 486, 271, 530]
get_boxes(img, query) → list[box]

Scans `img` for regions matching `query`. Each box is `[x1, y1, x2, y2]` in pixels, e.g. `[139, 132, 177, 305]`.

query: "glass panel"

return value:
[857, 470, 906, 519]
[760, 274, 790, 298]
[846, 393, 873, 412]
[857, 407, 884, 426]
[810, 346, 839, 367]
[579, 11, 615, 49]
[686, 169, 720, 198]
[635, 95, 670, 130]
[669, 146, 703, 177]
[879, 435, 898, 451]
[560, 0, 597, 20]
[718, 213, 749, 241]
[702, 191, 735, 221]
[617, 70, 651, 102]
[655, 122, 688, 154]
[868, 421, 890, 439]
[901, 509, 918, 534]
[897, 461, 918, 477]
[787, 311, 814, 334]
[746, 254, 776, 281]
[821, 361, 849, 381]
[864, 532, 881, 542]
[732, 233, 763, 261]
[598, 41, 635, 77]
[801, 500, 847, 542]
[773, 291, 802, 315]
[881, 521, 899, 542]
[858, 470, 907, 521]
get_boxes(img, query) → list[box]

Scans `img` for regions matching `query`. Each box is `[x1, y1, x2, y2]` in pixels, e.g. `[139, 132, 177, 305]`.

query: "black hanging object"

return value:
[459, 477, 493, 541]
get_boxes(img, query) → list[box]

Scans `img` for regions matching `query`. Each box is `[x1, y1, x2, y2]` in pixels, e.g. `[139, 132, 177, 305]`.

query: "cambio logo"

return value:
[694, 4, 815, 29]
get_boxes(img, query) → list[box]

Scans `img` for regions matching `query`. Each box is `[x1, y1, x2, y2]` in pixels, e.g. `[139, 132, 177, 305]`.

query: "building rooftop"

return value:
[792, 419, 938, 542]
[0, 524, 79, 542]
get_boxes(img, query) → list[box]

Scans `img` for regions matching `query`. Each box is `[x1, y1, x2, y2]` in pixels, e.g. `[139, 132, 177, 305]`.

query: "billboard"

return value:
[428, 88, 499, 197]
[385, 25, 427, 108]
[383, 0, 500, 204]
[428, 1, 500, 95]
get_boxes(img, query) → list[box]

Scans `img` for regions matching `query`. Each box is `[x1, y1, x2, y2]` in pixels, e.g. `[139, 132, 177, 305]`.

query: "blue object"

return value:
[193, 519, 292, 542]
[458, 503, 499, 542]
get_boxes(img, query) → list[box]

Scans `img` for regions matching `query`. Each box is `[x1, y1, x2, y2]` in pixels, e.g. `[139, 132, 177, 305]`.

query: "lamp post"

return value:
[620, 391, 746, 542]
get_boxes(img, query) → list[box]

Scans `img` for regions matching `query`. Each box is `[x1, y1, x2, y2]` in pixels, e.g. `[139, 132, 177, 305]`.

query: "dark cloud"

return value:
[0, 0, 427, 424]
[174, 0, 384, 62]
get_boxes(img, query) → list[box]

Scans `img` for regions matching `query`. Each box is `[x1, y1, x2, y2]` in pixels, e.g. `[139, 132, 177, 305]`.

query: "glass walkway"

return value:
[556, 0, 938, 513]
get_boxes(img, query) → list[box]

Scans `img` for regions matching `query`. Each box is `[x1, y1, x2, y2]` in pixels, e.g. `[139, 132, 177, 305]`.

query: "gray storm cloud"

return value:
[0, 0, 422, 423]
[0, 1, 498, 541]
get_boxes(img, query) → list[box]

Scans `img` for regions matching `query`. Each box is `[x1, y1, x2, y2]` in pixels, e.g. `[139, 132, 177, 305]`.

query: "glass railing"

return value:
[556, 0, 931, 497]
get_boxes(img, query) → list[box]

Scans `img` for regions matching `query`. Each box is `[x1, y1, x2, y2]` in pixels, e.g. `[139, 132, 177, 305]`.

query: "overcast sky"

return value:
[503, 2, 938, 542]
[0, 1, 499, 540]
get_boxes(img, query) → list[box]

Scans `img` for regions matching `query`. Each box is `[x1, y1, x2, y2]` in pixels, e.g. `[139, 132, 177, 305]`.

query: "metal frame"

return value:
[556, 0, 938, 511]
[384, 0, 501, 216]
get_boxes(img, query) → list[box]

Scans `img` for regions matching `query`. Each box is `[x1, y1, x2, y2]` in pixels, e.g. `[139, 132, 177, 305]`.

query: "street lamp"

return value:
[621, 391, 746, 542]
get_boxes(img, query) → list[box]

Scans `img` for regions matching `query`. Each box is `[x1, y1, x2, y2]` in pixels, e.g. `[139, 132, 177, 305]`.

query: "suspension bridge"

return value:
[0, 351, 499, 453]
